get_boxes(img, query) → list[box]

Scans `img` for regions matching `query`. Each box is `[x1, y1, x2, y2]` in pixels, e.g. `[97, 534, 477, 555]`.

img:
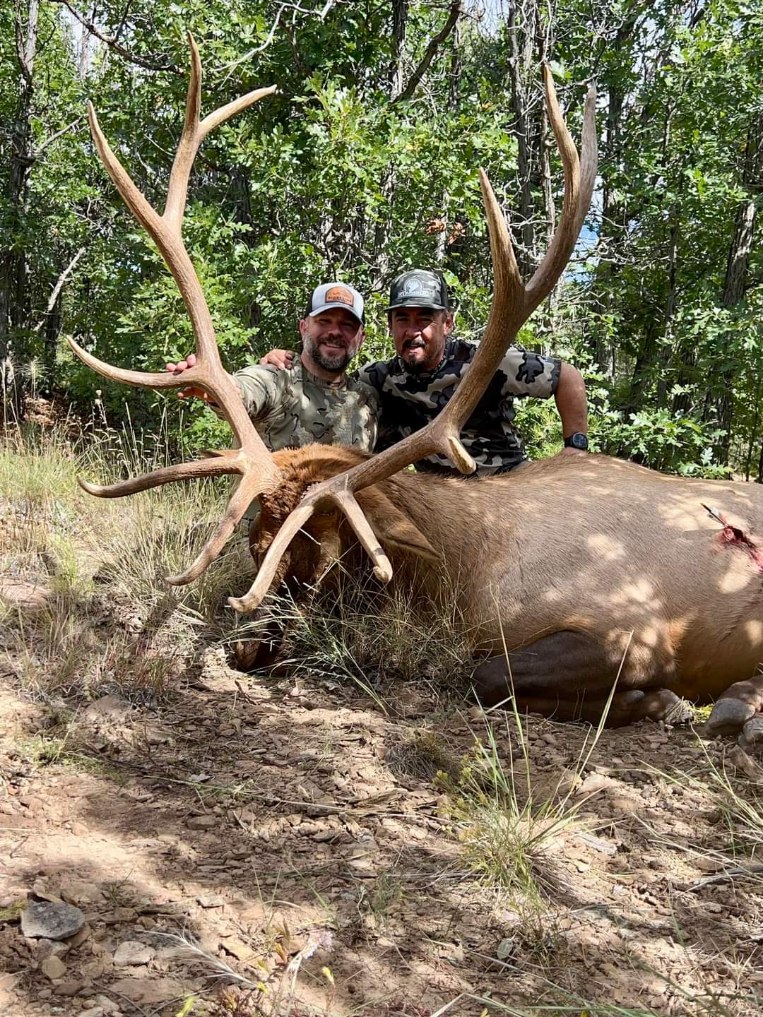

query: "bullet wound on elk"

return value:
[703, 502, 763, 573]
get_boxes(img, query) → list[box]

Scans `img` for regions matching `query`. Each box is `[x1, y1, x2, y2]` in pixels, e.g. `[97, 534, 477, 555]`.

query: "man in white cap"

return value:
[166, 281, 378, 453]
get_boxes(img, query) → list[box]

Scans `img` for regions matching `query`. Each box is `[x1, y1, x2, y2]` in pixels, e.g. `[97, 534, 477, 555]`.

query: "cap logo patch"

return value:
[325, 286, 354, 307]
[399, 278, 439, 300]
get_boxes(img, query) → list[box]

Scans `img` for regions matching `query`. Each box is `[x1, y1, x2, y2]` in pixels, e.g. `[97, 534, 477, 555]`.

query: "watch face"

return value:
[569, 433, 588, 450]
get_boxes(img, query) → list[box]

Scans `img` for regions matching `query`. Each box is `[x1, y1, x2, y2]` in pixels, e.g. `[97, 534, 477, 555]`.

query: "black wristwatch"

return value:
[563, 432, 589, 451]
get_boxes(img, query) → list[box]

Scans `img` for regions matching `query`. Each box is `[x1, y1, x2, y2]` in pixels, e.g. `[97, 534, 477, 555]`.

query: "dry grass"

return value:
[213, 569, 476, 717]
[1, 419, 246, 703]
[3, 417, 763, 1017]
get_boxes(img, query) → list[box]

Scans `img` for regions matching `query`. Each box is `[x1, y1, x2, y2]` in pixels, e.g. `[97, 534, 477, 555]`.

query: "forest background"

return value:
[2, 0, 761, 479]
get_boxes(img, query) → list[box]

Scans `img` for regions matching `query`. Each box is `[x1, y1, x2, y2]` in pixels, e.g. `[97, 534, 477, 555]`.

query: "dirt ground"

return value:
[2, 625, 763, 1017]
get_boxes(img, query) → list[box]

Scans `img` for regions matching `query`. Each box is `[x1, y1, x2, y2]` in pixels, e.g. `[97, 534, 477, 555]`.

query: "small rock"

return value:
[91, 994, 120, 1013]
[575, 773, 618, 796]
[187, 815, 217, 830]
[311, 829, 337, 843]
[113, 941, 155, 967]
[496, 936, 516, 960]
[21, 900, 85, 941]
[82, 695, 133, 723]
[694, 857, 723, 874]
[41, 955, 67, 980]
[66, 925, 92, 949]
[741, 716, 763, 751]
[705, 698, 755, 736]
[196, 895, 225, 909]
[219, 938, 253, 961]
[727, 745, 763, 782]
[54, 978, 85, 996]
[109, 976, 182, 1005]
[35, 938, 69, 961]
[60, 882, 104, 906]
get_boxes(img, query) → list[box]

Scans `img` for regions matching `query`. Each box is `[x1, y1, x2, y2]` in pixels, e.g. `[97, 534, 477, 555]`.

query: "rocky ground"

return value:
[2, 420, 763, 1017]
[1, 634, 763, 1017]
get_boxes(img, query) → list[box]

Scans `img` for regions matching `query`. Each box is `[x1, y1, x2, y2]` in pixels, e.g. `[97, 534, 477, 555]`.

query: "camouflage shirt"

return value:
[233, 359, 378, 453]
[358, 338, 560, 475]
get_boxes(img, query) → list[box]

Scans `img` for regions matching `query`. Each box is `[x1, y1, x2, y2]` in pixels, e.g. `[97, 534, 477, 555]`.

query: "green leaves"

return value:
[2, 0, 762, 473]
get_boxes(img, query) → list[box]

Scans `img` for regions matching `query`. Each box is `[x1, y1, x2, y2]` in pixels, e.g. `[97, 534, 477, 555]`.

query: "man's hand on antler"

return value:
[165, 352, 213, 402]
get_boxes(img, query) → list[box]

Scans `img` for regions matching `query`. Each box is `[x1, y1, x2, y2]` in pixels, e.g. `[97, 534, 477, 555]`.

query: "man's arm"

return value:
[165, 352, 276, 420]
[554, 361, 588, 454]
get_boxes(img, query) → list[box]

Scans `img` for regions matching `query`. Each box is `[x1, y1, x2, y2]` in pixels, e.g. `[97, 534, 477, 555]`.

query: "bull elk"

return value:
[71, 37, 763, 738]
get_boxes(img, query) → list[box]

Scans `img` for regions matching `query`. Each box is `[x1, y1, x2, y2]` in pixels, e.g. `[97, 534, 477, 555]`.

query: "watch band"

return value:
[564, 432, 589, 450]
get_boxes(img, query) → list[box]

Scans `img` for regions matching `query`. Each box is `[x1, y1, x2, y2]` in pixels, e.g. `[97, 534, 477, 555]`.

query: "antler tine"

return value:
[74, 37, 282, 585]
[228, 503, 317, 612]
[230, 488, 394, 614]
[78, 450, 242, 499]
[168, 467, 283, 586]
[527, 68, 597, 308]
[228, 68, 598, 613]
[163, 35, 278, 255]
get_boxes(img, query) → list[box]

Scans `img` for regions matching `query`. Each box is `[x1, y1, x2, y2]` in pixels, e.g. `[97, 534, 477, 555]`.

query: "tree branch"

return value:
[34, 115, 85, 157]
[220, 0, 341, 77]
[392, 2, 461, 105]
[50, 0, 181, 73]
[33, 247, 86, 332]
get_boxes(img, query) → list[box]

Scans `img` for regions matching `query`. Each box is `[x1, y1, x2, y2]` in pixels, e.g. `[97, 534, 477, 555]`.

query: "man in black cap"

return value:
[359, 268, 588, 474]
[261, 268, 588, 475]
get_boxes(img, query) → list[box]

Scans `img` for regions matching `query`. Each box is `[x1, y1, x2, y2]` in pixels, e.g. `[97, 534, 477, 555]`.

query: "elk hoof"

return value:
[739, 716, 763, 754]
[705, 697, 756, 737]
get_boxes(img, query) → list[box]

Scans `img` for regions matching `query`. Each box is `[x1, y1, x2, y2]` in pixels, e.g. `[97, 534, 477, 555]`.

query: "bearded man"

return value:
[166, 281, 378, 453]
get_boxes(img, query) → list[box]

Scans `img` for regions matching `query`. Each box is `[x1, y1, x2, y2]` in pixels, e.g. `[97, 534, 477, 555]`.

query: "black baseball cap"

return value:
[387, 269, 450, 312]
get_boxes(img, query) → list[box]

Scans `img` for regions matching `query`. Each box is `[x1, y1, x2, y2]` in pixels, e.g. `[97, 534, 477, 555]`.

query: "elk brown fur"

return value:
[250, 446, 763, 729]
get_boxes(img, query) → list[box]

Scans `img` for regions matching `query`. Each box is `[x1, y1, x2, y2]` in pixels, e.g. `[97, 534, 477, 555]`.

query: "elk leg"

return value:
[507, 688, 692, 727]
[472, 631, 685, 726]
[705, 675, 763, 736]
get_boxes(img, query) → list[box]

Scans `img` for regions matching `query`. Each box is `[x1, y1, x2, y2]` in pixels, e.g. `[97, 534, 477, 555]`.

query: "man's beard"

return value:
[307, 338, 353, 372]
[400, 340, 431, 374]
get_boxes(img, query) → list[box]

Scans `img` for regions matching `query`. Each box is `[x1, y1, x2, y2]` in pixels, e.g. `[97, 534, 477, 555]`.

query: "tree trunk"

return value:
[0, 0, 39, 374]
[370, 0, 408, 287]
[505, 0, 539, 278]
[713, 111, 763, 463]
[435, 19, 461, 266]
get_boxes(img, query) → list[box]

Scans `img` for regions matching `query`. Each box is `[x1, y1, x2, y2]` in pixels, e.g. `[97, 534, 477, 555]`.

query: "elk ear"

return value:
[357, 488, 439, 562]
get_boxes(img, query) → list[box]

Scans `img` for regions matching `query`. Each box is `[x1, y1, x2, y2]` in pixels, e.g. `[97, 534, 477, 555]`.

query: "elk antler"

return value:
[70, 34, 280, 586]
[228, 66, 597, 614]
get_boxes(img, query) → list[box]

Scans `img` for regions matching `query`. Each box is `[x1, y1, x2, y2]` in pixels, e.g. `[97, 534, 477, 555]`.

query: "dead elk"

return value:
[68, 39, 763, 737]
[251, 444, 763, 732]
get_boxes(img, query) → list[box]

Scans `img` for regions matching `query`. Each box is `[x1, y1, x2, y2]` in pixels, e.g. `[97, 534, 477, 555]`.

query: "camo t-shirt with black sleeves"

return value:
[232, 360, 378, 453]
[357, 338, 560, 475]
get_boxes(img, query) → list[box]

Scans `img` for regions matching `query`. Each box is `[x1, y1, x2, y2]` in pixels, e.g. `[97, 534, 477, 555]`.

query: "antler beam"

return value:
[71, 35, 281, 586]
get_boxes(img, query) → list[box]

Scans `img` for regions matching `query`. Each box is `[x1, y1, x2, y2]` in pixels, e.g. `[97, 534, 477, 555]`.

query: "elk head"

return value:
[72, 41, 596, 614]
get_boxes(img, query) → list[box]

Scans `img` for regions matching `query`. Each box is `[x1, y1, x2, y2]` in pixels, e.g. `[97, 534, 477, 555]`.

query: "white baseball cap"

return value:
[306, 282, 364, 323]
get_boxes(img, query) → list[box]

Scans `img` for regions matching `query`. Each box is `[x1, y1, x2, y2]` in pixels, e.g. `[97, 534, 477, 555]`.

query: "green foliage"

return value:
[1, 0, 762, 474]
